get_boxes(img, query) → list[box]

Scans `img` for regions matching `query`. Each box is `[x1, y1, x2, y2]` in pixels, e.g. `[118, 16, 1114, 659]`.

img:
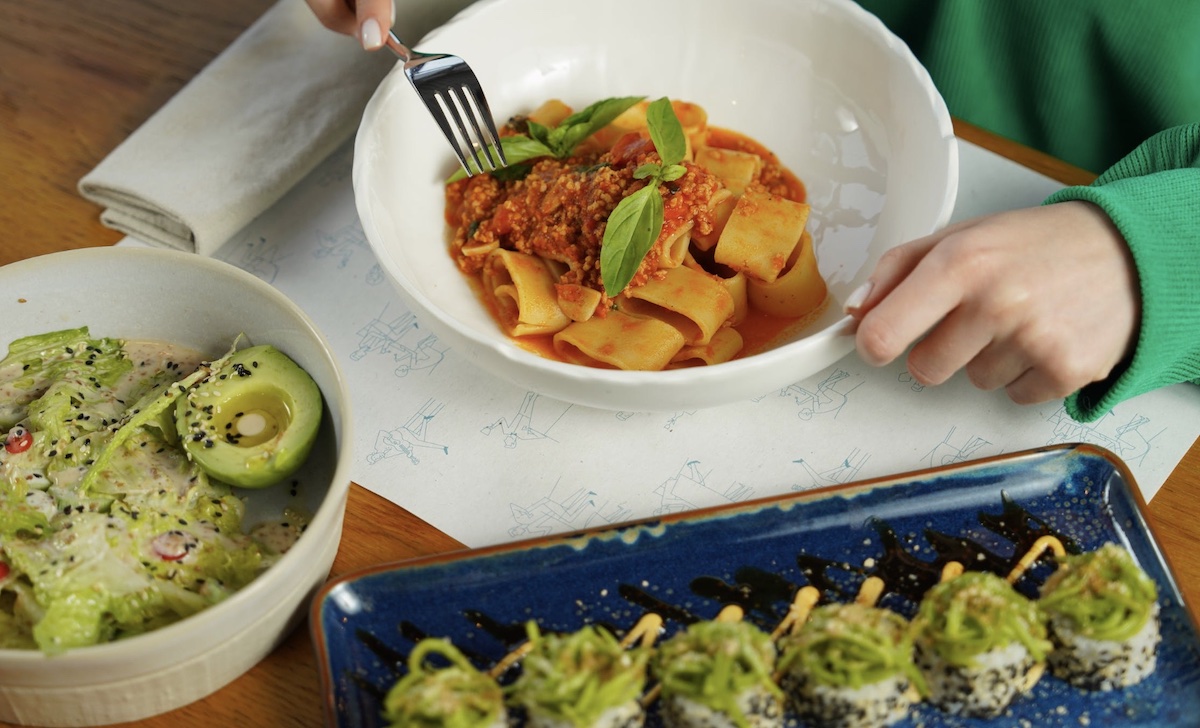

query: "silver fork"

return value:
[380, 29, 507, 176]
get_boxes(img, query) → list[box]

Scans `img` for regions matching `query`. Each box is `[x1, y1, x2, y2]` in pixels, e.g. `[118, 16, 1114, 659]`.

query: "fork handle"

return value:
[341, 0, 414, 60]
[382, 30, 415, 63]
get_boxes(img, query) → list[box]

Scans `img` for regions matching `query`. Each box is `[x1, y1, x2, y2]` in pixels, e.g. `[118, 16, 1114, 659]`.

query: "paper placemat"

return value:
[119, 138, 1200, 548]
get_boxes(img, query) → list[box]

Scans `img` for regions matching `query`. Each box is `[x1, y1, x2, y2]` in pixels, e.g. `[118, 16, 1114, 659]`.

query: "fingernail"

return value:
[360, 18, 383, 50]
[843, 281, 873, 313]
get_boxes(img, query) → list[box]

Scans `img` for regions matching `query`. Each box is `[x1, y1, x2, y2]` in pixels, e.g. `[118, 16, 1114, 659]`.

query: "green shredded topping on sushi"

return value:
[653, 619, 783, 728]
[911, 571, 1052, 667]
[778, 602, 927, 695]
[382, 638, 505, 728]
[508, 621, 649, 726]
[1039, 542, 1158, 643]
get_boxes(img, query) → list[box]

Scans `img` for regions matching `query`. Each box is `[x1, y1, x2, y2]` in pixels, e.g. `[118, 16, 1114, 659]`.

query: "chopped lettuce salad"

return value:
[0, 328, 304, 653]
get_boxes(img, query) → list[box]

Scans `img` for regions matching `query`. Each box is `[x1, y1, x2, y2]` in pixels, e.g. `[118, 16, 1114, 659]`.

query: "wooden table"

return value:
[1, 1, 1197, 725]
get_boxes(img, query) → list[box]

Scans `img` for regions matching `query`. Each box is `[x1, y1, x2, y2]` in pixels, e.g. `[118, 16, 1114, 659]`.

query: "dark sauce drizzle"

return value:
[350, 494, 1076, 694]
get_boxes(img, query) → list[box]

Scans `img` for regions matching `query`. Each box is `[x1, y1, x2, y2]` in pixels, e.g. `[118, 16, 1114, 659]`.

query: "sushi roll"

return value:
[777, 602, 925, 727]
[1039, 542, 1161, 690]
[508, 621, 650, 728]
[653, 619, 784, 728]
[910, 570, 1052, 718]
[381, 637, 507, 728]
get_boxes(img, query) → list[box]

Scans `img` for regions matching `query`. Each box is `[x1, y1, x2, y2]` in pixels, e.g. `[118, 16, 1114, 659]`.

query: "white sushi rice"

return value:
[780, 670, 914, 728]
[1047, 602, 1161, 691]
[914, 640, 1041, 718]
[659, 685, 784, 728]
[526, 700, 644, 728]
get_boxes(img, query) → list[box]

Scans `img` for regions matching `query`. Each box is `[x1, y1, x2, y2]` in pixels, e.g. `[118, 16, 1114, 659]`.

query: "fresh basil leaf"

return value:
[526, 120, 553, 147]
[490, 163, 534, 182]
[559, 96, 645, 136]
[553, 96, 645, 156]
[547, 126, 570, 155]
[447, 97, 647, 183]
[646, 97, 687, 167]
[600, 185, 664, 296]
[447, 135, 554, 182]
[659, 164, 687, 182]
[633, 163, 661, 180]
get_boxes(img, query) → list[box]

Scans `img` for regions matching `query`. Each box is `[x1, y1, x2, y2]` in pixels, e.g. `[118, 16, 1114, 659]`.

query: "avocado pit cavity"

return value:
[175, 344, 321, 489]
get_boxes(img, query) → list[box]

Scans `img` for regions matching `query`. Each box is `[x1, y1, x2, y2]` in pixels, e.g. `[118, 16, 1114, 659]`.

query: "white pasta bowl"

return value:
[0, 247, 353, 726]
[354, 0, 957, 411]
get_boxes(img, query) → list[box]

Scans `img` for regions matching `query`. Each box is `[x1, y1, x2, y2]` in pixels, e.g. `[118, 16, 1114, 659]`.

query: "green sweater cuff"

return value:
[1045, 168, 1200, 421]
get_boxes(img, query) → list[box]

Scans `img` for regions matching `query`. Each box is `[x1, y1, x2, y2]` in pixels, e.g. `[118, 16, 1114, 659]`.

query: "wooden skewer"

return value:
[492, 536, 1069, 704]
[770, 585, 821, 640]
[487, 640, 532, 680]
[855, 575, 885, 607]
[715, 604, 745, 622]
[639, 604, 747, 709]
[940, 560, 964, 582]
[620, 612, 665, 649]
[1006, 535, 1065, 584]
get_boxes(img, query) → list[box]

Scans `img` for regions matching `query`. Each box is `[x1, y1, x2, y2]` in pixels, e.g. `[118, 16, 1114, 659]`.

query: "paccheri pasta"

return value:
[444, 97, 827, 371]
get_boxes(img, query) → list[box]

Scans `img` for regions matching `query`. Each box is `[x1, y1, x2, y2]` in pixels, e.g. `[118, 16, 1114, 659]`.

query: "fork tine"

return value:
[443, 86, 490, 174]
[462, 82, 507, 168]
[443, 84, 506, 174]
[416, 88, 473, 174]
[386, 30, 507, 177]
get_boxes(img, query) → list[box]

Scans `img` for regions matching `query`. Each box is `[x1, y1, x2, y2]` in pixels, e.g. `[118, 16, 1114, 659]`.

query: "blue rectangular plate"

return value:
[312, 444, 1200, 727]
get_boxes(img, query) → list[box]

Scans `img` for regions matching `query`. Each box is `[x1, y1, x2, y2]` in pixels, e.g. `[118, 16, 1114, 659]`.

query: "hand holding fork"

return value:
[305, 0, 507, 177]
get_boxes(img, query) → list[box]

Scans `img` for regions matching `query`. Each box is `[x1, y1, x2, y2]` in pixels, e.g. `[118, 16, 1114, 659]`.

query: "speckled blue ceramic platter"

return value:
[313, 444, 1200, 727]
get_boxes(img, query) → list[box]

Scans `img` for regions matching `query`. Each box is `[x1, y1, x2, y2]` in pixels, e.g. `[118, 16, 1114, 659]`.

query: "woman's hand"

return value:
[846, 201, 1140, 405]
[304, 0, 393, 50]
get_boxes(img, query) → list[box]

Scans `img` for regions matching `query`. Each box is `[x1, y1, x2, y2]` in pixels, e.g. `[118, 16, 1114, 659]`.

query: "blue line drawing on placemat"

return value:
[481, 392, 571, 449]
[653, 460, 753, 515]
[1044, 406, 1162, 467]
[506, 480, 634, 539]
[365, 262, 386, 286]
[664, 411, 695, 431]
[350, 304, 447, 377]
[313, 221, 369, 269]
[366, 399, 450, 465]
[769, 369, 863, 420]
[923, 426, 992, 469]
[897, 370, 926, 393]
[792, 448, 870, 490]
[219, 235, 290, 284]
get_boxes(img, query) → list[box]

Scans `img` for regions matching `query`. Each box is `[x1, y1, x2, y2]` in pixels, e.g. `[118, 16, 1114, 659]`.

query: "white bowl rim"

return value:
[356, 0, 959, 410]
[0, 246, 354, 668]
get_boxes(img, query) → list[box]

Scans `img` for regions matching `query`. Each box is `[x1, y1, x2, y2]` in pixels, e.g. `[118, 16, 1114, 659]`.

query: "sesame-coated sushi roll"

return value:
[653, 619, 784, 728]
[381, 638, 507, 728]
[777, 603, 925, 728]
[910, 571, 1052, 718]
[1039, 542, 1161, 690]
[508, 622, 650, 728]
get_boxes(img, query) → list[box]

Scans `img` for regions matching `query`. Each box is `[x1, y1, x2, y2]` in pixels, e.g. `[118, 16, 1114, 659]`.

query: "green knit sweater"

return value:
[855, 0, 1200, 421]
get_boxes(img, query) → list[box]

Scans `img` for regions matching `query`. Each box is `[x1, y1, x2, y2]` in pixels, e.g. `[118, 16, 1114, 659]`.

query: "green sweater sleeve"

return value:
[1044, 123, 1200, 421]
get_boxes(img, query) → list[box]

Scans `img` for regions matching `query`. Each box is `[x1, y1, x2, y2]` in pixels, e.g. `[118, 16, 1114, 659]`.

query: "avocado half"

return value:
[175, 344, 322, 489]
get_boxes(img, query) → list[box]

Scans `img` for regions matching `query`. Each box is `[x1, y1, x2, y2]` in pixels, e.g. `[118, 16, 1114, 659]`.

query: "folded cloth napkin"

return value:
[79, 0, 475, 256]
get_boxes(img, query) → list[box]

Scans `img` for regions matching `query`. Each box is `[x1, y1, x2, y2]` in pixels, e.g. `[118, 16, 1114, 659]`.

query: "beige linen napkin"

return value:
[79, 0, 475, 256]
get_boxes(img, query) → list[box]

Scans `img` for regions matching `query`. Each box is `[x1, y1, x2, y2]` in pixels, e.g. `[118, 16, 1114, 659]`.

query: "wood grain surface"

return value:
[1, 1, 1196, 726]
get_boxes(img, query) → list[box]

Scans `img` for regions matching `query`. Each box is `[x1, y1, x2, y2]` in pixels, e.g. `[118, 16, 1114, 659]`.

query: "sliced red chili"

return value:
[4, 428, 32, 455]
[151, 530, 198, 561]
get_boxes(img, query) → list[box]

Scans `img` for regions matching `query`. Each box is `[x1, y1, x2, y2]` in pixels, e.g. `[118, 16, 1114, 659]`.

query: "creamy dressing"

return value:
[0, 331, 307, 651]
